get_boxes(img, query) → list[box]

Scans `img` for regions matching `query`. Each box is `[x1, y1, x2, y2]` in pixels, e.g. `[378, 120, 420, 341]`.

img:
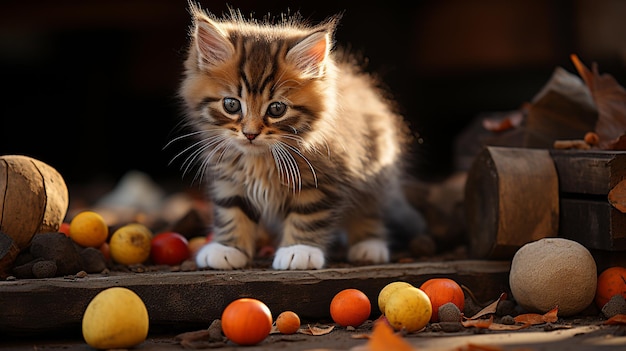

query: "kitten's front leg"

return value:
[272, 201, 335, 270]
[196, 200, 258, 270]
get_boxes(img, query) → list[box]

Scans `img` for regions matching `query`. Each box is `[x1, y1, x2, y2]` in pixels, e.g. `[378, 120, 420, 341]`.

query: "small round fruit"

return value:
[221, 298, 272, 346]
[385, 286, 432, 332]
[150, 231, 190, 265]
[275, 311, 300, 334]
[378, 281, 414, 314]
[69, 211, 108, 248]
[59, 222, 71, 236]
[596, 266, 626, 308]
[419, 278, 465, 322]
[82, 287, 149, 349]
[330, 288, 371, 328]
[188, 235, 209, 257]
[109, 223, 153, 265]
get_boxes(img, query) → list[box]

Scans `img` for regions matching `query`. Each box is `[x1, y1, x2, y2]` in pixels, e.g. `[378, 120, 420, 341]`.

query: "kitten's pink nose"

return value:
[244, 132, 259, 140]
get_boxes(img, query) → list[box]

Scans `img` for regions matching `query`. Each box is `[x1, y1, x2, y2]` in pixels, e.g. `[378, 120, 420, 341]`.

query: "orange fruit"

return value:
[330, 288, 371, 328]
[188, 236, 209, 257]
[69, 211, 109, 248]
[221, 298, 272, 346]
[275, 311, 300, 334]
[385, 286, 432, 332]
[109, 223, 153, 265]
[595, 266, 626, 308]
[419, 278, 465, 322]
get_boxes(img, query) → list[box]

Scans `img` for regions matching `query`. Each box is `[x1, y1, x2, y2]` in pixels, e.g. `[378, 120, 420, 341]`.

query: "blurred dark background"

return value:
[1, 0, 625, 193]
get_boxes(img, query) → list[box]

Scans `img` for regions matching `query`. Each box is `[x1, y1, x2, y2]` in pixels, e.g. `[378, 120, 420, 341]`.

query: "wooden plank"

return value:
[560, 198, 626, 251]
[0, 261, 511, 336]
[550, 149, 626, 195]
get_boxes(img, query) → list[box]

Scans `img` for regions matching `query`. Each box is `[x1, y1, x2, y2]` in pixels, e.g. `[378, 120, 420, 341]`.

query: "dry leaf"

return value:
[467, 293, 507, 320]
[367, 320, 415, 351]
[514, 306, 559, 325]
[610, 179, 626, 213]
[482, 111, 523, 132]
[461, 316, 494, 329]
[571, 54, 626, 149]
[603, 314, 626, 325]
[299, 324, 335, 336]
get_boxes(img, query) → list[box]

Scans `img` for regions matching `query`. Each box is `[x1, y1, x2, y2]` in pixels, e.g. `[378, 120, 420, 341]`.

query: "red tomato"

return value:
[150, 232, 190, 265]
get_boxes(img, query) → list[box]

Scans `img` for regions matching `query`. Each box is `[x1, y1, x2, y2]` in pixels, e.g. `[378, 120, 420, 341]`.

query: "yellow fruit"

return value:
[109, 223, 152, 265]
[385, 286, 432, 332]
[82, 287, 149, 349]
[378, 281, 414, 314]
[69, 211, 108, 248]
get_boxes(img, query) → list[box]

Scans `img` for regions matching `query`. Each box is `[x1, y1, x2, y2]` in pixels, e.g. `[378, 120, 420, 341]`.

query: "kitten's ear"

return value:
[286, 29, 332, 78]
[193, 17, 235, 70]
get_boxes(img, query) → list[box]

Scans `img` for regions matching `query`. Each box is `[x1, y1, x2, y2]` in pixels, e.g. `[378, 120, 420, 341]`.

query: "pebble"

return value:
[32, 260, 57, 278]
[500, 315, 516, 325]
[601, 294, 626, 319]
[438, 302, 462, 322]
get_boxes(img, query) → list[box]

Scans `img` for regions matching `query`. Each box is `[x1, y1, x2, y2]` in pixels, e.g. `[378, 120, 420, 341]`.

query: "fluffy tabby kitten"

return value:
[176, 3, 429, 270]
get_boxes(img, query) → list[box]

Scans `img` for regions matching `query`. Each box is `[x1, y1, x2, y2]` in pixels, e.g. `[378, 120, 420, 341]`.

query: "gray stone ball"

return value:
[509, 238, 597, 316]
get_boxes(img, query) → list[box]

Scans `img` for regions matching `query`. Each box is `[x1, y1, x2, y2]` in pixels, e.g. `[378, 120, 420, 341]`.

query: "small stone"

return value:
[463, 296, 482, 317]
[32, 260, 57, 278]
[12, 258, 45, 279]
[80, 247, 106, 273]
[602, 295, 626, 319]
[500, 315, 516, 325]
[75, 270, 88, 278]
[438, 302, 462, 322]
[30, 233, 83, 276]
[496, 300, 517, 316]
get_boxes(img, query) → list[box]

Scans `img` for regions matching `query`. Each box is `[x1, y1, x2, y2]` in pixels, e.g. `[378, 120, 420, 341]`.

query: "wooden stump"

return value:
[465, 146, 559, 259]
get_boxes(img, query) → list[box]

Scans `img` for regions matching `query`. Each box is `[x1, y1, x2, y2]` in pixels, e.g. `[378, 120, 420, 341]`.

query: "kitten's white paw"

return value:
[348, 239, 390, 264]
[195, 242, 248, 270]
[272, 245, 325, 270]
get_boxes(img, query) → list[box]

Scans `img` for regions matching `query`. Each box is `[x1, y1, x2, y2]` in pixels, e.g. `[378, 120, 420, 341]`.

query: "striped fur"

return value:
[176, 3, 426, 270]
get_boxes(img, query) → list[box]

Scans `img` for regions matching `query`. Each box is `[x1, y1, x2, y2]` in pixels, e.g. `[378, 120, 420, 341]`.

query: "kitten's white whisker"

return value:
[281, 142, 318, 188]
[163, 130, 206, 151]
[273, 143, 300, 193]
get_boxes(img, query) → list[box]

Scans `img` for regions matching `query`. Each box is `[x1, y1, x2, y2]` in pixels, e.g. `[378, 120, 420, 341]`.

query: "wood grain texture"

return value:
[0, 261, 511, 335]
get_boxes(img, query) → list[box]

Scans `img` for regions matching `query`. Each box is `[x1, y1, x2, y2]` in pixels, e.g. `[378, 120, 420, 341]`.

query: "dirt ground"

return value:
[3, 316, 626, 351]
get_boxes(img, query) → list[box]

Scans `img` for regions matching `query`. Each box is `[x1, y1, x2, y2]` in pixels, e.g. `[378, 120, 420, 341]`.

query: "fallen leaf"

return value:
[461, 316, 494, 329]
[367, 319, 415, 351]
[514, 306, 559, 325]
[609, 179, 626, 213]
[603, 314, 626, 325]
[571, 54, 626, 149]
[482, 111, 523, 132]
[466, 293, 507, 320]
[299, 324, 335, 336]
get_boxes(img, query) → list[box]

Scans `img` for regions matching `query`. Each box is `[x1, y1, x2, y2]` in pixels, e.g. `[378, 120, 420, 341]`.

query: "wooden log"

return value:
[465, 146, 560, 259]
[0, 261, 511, 336]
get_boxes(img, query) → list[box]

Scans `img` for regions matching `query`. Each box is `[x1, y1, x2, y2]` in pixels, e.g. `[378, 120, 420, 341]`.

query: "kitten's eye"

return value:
[223, 98, 241, 114]
[267, 101, 287, 118]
